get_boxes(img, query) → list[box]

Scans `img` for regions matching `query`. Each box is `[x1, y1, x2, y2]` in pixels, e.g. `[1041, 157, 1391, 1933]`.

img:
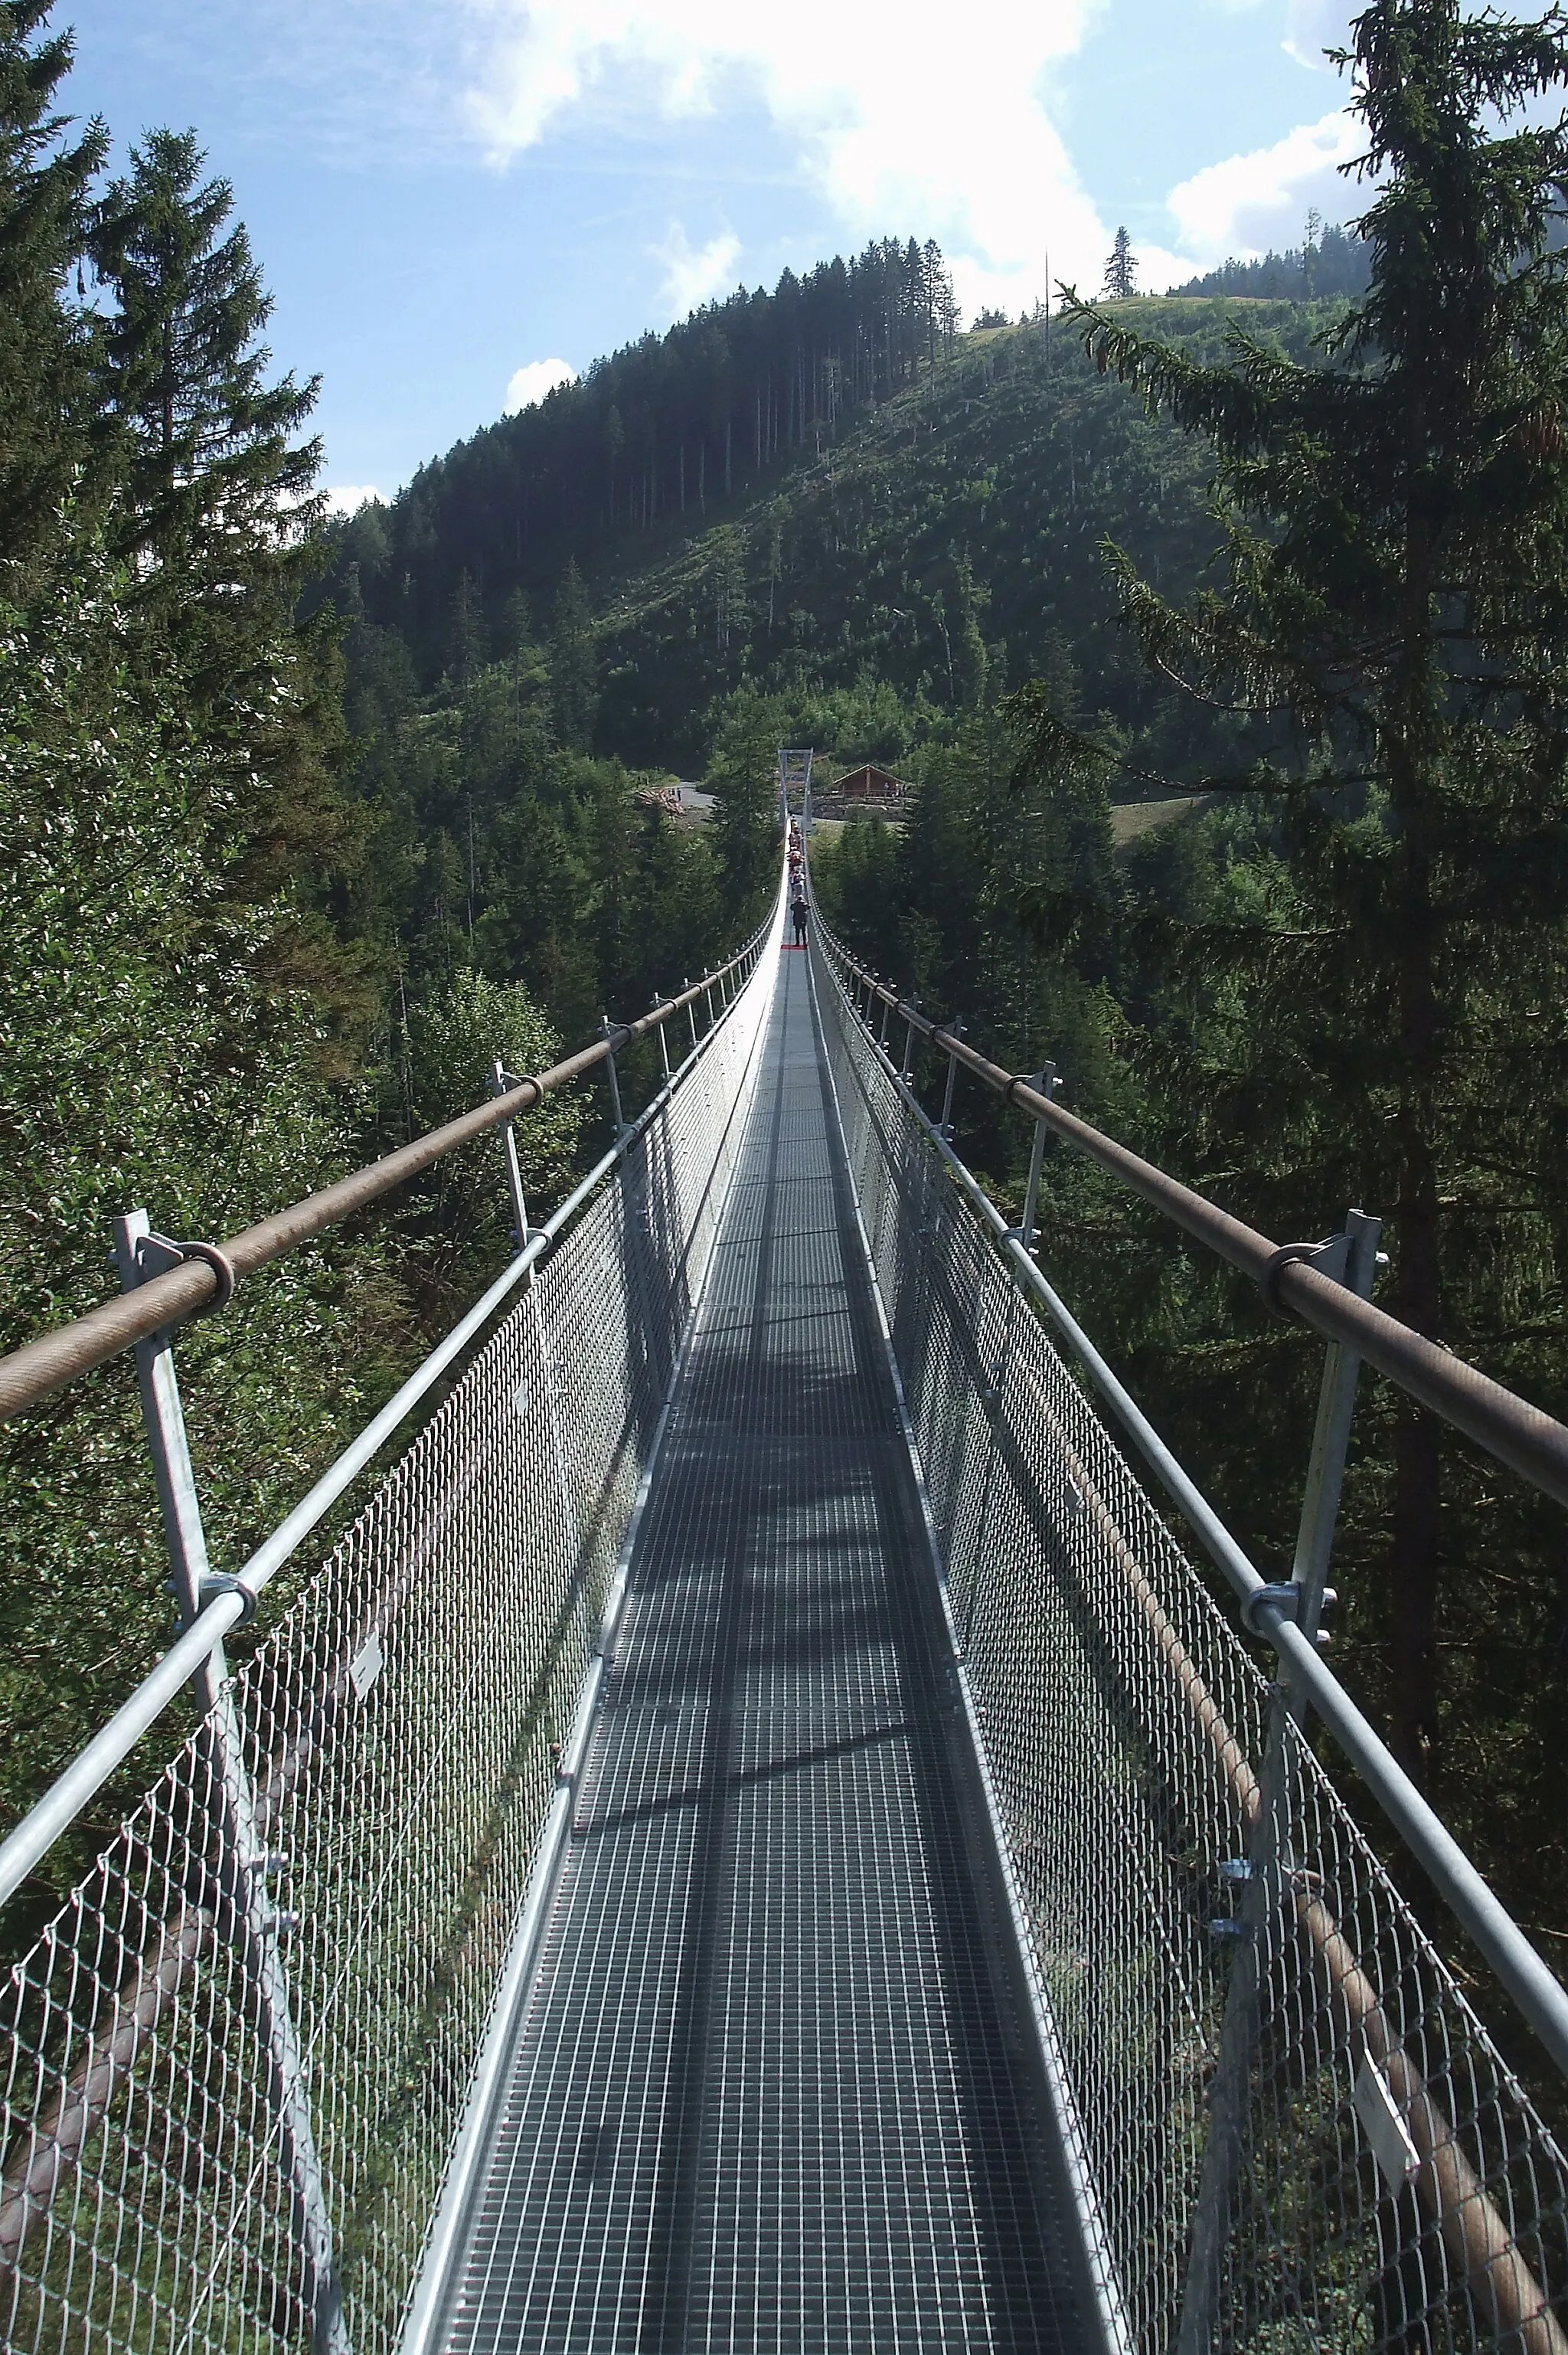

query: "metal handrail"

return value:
[817, 934, 1568, 2081]
[810, 906, 1568, 2351]
[0, 921, 774, 1425]
[814, 918, 1568, 1512]
[0, 911, 778, 1911]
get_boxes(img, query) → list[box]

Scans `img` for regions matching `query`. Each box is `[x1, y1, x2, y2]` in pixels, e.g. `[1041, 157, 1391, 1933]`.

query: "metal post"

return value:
[492, 1060, 531, 1250]
[877, 987, 892, 1051]
[1019, 1064, 1057, 1250]
[601, 1019, 628, 1140]
[685, 981, 698, 1051]
[1175, 1684, 1292, 2355]
[653, 995, 671, 1081]
[704, 976, 716, 1031]
[114, 1213, 345, 2355]
[939, 1022, 970, 1139]
[1290, 1208, 1382, 1644]
[902, 1009, 918, 1087]
[1174, 1205, 1380, 2355]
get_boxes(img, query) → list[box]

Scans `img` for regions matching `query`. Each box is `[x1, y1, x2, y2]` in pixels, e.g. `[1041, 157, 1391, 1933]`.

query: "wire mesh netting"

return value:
[812, 932, 1568, 2355]
[0, 940, 775, 2355]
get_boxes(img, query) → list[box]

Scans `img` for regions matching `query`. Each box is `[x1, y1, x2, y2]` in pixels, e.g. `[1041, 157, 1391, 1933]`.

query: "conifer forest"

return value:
[5, 0, 1568, 2030]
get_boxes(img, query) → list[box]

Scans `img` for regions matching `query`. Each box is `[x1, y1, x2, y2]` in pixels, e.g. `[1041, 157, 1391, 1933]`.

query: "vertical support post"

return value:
[704, 975, 716, 1032]
[939, 1022, 969, 1138]
[1174, 1205, 1381, 2355]
[653, 996, 671, 1082]
[601, 1019, 628, 1140]
[1290, 1207, 1381, 1643]
[114, 1214, 345, 2355]
[492, 1059, 531, 1250]
[902, 1012, 917, 1087]
[1175, 1684, 1292, 2355]
[685, 981, 699, 1051]
[1018, 1064, 1057, 1250]
[877, 986, 892, 1051]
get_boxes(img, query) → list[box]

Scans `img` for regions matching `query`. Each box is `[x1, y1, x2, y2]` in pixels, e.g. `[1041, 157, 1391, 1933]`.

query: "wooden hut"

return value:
[837, 763, 906, 802]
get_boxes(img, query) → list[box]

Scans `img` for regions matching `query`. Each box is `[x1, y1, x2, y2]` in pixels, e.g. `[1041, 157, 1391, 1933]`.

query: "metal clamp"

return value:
[1258, 1235, 1348, 1320]
[140, 1233, 237, 1320]
[1241, 1580, 1337, 1642]
[198, 1571, 259, 1626]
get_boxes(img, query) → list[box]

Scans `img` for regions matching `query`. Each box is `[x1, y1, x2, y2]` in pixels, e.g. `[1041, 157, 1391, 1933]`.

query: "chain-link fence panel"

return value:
[0, 932, 779, 2355]
[812, 932, 1568, 2355]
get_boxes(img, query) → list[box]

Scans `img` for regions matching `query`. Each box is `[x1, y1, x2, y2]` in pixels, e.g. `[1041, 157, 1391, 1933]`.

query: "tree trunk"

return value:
[1387, 751, 1442, 1794]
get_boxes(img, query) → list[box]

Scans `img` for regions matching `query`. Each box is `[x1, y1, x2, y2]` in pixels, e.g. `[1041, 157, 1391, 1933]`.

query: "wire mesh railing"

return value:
[0, 909, 778, 2355]
[809, 915, 1568, 2355]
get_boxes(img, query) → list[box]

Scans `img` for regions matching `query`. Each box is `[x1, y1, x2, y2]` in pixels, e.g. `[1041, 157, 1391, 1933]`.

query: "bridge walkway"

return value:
[436, 941, 1089, 2353]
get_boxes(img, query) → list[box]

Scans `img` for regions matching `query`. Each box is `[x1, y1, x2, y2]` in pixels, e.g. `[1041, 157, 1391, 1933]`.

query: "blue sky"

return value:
[58, 0, 1363, 508]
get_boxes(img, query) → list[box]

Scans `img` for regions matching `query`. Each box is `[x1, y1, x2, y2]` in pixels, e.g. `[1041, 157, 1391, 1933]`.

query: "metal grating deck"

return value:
[439, 946, 1088, 2354]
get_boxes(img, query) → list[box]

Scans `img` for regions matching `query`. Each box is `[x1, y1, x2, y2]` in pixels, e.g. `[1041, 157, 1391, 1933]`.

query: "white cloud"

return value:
[459, 0, 1126, 313]
[504, 356, 578, 414]
[1165, 103, 1364, 262]
[1283, 0, 1354, 69]
[324, 482, 387, 515]
[655, 224, 743, 317]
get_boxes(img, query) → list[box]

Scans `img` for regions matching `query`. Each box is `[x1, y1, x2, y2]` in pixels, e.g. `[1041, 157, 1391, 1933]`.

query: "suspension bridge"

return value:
[2, 848, 1567, 2355]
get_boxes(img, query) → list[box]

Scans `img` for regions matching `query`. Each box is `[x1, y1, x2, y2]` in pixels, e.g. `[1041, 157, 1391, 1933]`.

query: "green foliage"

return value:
[0, 2, 108, 558]
[88, 129, 322, 581]
[705, 691, 782, 921]
[1169, 218, 1371, 302]
[1052, 0, 1568, 1830]
[581, 305, 1335, 771]
[0, 51, 745, 1930]
[396, 969, 583, 1320]
[0, 532, 397, 1935]
[813, 702, 1126, 1155]
[547, 558, 598, 751]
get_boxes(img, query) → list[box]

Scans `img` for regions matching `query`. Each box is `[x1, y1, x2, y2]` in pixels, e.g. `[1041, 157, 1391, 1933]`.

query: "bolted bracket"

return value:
[1258, 1231, 1355, 1320]
[132, 1231, 237, 1330]
[199, 1571, 259, 1627]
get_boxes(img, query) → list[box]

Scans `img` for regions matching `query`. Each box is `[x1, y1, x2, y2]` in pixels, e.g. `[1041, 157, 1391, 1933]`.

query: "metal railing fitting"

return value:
[1016, 1064, 1057, 1254]
[599, 1016, 629, 1138]
[491, 1061, 548, 1254]
[938, 1018, 967, 1137]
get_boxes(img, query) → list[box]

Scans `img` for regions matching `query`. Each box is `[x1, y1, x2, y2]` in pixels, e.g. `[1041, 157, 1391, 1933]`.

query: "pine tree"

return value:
[547, 558, 598, 751]
[0, 2, 107, 560]
[705, 692, 779, 919]
[1056, 0, 1568, 1827]
[88, 129, 321, 593]
[1102, 225, 1137, 300]
[89, 131, 353, 1006]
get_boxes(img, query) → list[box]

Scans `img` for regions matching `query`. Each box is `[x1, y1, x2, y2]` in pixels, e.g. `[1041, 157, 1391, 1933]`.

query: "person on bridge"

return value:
[790, 884, 808, 947]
